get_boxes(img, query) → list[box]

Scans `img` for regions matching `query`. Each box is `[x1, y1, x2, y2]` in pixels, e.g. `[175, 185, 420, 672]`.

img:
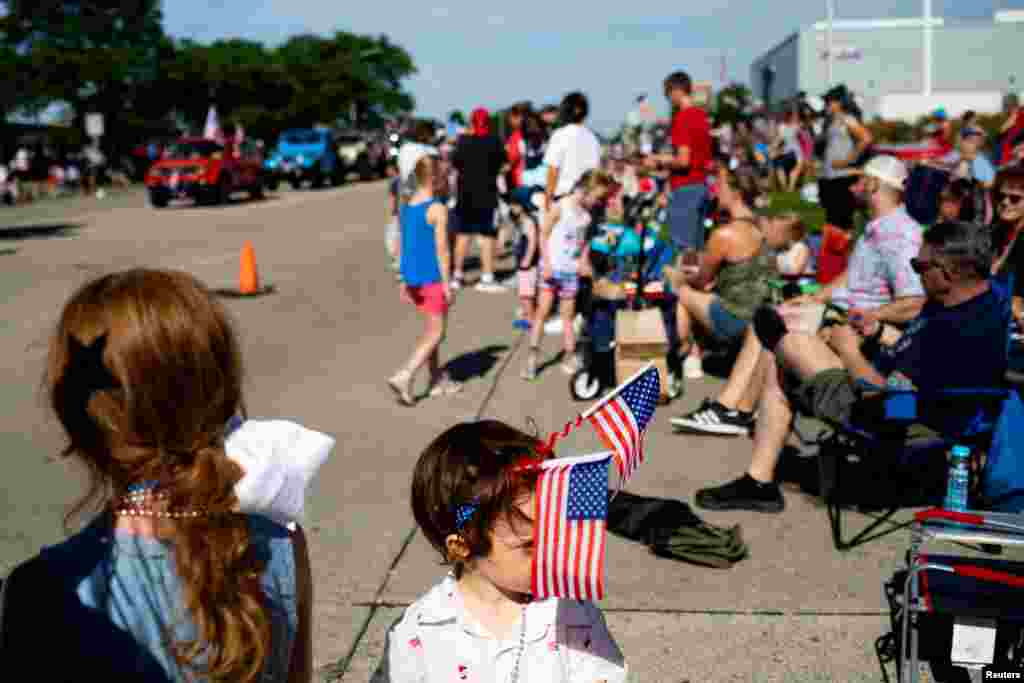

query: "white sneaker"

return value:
[573, 313, 585, 336]
[451, 277, 464, 291]
[475, 281, 506, 293]
[684, 355, 704, 379]
[544, 318, 564, 335]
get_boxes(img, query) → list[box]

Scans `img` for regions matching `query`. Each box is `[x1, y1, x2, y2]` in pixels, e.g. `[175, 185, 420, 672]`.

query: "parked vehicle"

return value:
[264, 129, 341, 190]
[335, 131, 388, 181]
[145, 138, 265, 208]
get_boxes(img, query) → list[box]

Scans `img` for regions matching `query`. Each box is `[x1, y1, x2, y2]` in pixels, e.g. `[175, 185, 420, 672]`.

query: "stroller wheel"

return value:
[570, 369, 603, 402]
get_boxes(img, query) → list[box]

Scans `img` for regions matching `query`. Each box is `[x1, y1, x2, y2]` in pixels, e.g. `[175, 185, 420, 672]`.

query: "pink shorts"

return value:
[518, 267, 539, 299]
[407, 282, 449, 315]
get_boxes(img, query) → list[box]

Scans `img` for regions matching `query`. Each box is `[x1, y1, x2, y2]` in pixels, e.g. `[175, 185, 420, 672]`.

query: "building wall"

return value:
[750, 33, 800, 106]
[752, 17, 1024, 120]
[932, 23, 1021, 92]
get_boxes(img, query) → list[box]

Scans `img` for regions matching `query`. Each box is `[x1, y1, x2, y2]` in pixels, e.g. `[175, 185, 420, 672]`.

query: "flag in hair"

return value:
[532, 452, 611, 601]
[587, 365, 659, 484]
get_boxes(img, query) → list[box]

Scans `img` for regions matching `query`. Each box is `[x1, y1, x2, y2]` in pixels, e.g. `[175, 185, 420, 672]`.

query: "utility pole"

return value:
[826, 0, 835, 87]
[923, 0, 933, 96]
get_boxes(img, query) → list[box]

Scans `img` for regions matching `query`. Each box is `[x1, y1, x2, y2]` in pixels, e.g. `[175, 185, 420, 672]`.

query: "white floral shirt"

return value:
[371, 574, 627, 683]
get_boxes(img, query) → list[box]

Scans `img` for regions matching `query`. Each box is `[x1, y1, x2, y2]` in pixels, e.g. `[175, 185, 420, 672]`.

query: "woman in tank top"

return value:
[672, 167, 806, 360]
[818, 86, 872, 233]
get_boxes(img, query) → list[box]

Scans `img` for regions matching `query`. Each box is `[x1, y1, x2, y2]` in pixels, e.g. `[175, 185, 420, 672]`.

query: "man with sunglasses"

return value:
[673, 155, 925, 437]
[694, 220, 1007, 513]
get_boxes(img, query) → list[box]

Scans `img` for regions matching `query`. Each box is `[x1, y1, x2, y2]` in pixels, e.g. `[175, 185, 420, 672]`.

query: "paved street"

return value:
[0, 183, 1008, 682]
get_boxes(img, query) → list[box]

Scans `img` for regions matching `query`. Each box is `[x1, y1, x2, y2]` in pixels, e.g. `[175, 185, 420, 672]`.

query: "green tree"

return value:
[1, 0, 165, 153]
[712, 83, 753, 125]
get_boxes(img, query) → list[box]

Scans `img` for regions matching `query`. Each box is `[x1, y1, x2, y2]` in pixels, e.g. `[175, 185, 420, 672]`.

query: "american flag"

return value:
[587, 365, 659, 484]
[532, 452, 610, 601]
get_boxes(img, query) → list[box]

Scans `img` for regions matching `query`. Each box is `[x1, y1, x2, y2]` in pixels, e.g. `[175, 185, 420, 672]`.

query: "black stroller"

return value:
[570, 193, 683, 402]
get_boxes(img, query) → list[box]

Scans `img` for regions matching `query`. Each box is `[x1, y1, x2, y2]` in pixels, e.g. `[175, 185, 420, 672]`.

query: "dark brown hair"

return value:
[663, 71, 693, 96]
[46, 268, 268, 682]
[411, 420, 546, 577]
[996, 164, 1024, 195]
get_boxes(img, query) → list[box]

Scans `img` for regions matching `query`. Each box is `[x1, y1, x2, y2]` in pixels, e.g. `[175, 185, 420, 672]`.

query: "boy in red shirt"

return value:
[649, 71, 712, 253]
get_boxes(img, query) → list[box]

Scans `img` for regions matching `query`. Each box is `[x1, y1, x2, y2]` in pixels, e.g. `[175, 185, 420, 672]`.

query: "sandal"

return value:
[387, 371, 415, 406]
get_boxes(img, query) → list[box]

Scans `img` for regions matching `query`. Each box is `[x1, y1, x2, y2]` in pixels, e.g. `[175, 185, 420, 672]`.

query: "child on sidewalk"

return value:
[523, 170, 615, 380]
[372, 420, 627, 683]
[388, 155, 461, 405]
[513, 190, 544, 331]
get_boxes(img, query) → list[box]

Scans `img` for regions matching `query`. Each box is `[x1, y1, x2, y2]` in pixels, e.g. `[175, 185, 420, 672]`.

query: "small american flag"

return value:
[532, 452, 611, 601]
[587, 365, 659, 484]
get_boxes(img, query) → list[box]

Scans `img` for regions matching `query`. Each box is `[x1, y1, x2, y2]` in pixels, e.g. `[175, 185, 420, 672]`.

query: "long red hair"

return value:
[46, 268, 269, 682]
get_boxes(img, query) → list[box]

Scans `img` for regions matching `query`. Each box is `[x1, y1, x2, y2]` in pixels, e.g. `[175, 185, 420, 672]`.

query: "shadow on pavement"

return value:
[167, 194, 281, 211]
[0, 247, 16, 256]
[0, 223, 81, 242]
[446, 344, 510, 382]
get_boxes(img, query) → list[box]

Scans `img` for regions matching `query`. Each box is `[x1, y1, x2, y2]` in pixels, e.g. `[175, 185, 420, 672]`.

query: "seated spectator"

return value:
[694, 221, 1007, 512]
[0, 269, 313, 681]
[938, 177, 982, 224]
[992, 165, 1024, 327]
[773, 211, 813, 280]
[937, 128, 996, 190]
[672, 168, 803, 372]
[672, 156, 925, 436]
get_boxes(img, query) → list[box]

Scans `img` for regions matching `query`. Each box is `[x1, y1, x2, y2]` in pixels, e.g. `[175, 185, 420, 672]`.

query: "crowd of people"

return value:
[385, 73, 1024, 523]
[4, 67, 1024, 683]
[0, 143, 129, 205]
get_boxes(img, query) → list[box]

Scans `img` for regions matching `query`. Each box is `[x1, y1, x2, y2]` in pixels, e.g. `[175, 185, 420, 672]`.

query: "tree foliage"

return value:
[0, 3, 417, 151]
[711, 83, 753, 125]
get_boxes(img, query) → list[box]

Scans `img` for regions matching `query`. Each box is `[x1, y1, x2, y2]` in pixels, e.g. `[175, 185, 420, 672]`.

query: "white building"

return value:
[750, 7, 1024, 121]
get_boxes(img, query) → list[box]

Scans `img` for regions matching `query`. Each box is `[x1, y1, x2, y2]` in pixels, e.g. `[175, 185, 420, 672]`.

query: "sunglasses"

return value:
[997, 191, 1024, 206]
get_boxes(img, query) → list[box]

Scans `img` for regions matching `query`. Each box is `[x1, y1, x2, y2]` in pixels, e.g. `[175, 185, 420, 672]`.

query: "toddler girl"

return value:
[523, 170, 615, 380]
[372, 420, 626, 682]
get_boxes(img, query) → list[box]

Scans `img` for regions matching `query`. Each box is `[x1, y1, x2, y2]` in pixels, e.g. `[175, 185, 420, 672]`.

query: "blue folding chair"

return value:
[810, 274, 1021, 551]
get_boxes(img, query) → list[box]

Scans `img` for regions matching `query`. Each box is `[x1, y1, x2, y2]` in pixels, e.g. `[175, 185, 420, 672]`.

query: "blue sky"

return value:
[163, 0, 1023, 135]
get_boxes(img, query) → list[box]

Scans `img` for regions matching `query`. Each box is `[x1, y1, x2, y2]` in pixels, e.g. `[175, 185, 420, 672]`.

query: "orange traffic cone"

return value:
[214, 241, 274, 298]
[239, 241, 259, 295]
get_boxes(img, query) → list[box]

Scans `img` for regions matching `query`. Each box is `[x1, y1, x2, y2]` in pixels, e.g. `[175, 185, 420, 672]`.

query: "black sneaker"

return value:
[695, 474, 785, 513]
[670, 399, 755, 436]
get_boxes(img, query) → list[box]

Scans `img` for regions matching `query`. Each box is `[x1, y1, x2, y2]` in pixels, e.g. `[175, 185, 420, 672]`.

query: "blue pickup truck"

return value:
[264, 128, 342, 190]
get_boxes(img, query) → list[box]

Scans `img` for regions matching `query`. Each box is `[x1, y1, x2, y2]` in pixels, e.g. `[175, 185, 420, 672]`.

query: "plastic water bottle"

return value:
[944, 445, 971, 513]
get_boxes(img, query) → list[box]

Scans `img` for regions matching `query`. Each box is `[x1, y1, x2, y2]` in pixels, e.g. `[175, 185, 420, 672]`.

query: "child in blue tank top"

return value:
[388, 155, 462, 405]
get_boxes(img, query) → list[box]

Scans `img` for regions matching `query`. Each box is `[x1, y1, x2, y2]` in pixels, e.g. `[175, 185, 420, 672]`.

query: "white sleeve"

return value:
[544, 129, 567, 169]
[565, 603, 628, 683]
[370, 610, 428, 683]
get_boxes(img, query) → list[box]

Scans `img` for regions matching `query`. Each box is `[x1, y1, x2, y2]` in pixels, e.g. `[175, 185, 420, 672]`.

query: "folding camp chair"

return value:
[811, 275, 1017, 551]
[878, 508, 1024, 683]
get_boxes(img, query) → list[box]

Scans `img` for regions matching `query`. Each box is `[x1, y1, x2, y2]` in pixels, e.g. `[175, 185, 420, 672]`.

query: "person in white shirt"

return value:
[544, 92, 601, 211]
[372, 420, 627, 683]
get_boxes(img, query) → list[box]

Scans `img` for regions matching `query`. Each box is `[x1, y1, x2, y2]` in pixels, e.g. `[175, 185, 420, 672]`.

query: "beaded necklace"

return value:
[113, 481, 208, 520]
[508, 603, 527, 683]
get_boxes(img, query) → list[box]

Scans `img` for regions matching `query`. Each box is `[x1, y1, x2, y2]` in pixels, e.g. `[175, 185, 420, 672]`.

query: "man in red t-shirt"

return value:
[649, 70, 712, 252]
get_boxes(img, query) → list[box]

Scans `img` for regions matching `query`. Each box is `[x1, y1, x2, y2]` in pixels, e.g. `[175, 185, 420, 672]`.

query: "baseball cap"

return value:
[857, 155, 908, 190]
[823, 84, 849, 103]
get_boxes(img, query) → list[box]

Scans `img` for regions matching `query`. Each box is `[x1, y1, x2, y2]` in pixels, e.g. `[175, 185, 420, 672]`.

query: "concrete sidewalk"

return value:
[0, 180, 1013, 683]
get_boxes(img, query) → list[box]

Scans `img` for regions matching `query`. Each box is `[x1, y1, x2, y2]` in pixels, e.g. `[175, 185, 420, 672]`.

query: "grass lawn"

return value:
[766, 189, 827, 234]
